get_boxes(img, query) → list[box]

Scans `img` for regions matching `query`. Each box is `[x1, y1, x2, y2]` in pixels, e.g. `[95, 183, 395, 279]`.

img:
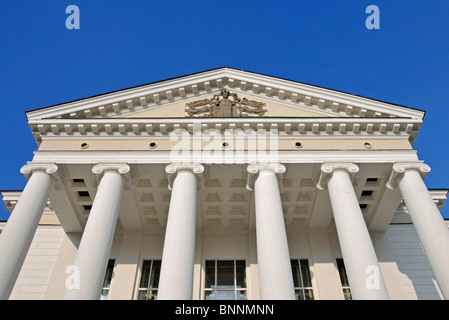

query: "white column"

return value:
[387, 162, 449, 299]
[64, 164, 131, 300]
[0, 164, 59, 300]
[247, 164, 295, 300]
[317, 163, 389, 300]
[157, 164, 204, 300]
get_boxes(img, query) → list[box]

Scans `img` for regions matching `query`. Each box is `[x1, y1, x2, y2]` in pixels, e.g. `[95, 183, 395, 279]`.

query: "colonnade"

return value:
[0, 161, 448, 300]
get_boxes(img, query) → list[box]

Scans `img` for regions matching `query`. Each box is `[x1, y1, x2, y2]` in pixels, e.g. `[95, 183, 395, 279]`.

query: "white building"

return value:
[0, 67, 448, 300]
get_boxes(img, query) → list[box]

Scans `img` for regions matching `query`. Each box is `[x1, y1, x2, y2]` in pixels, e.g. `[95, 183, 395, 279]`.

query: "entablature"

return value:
[29, 117, 422, 146]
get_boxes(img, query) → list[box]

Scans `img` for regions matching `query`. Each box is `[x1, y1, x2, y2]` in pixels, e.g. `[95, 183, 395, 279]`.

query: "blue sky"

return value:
[0, 1, 448, 219]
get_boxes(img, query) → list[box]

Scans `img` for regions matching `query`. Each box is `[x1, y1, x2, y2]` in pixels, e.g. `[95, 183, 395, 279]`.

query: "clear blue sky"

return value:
[0, 1, 448, 220]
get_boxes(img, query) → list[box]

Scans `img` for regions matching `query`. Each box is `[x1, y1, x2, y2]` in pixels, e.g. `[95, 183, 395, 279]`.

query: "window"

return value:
[137, 260, 161, 300]
[77, 191, 90, 198]
[361, 190, 373, 197]
[204, 260, 247, 300]
[100, 259, 115, 300]
[291, 259, 314, 300]
[336, 259, 352, 300]
[72, 178, 86, 187]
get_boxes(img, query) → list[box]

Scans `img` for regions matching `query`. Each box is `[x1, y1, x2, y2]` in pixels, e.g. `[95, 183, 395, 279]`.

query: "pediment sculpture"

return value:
[185, 89, 267, 117]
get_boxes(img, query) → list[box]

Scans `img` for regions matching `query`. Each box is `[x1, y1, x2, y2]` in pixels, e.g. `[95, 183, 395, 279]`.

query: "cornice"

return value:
[25, 68, 424, 129]
[29, 117, 421, 145]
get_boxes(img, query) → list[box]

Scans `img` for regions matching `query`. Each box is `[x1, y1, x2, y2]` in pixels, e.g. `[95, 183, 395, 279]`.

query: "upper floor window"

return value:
[336, 258, 352, 300]
[137, 260, 161, 300]
[204, 260, 247, 300]
[291, 259, 314, 300]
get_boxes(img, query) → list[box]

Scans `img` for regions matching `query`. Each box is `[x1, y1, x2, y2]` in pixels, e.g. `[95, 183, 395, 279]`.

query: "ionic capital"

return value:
[20, 163, 63, 190]
[246, 163, 286, 191]
[92, 164, 133, 190]
[317, 163, 359, 191]
[386, 162, 431, 190]
[165, 163, 205, 190]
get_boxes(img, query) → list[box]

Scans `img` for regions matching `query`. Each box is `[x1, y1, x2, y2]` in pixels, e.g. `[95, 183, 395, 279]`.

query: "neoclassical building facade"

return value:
[0, 67, 448, 300]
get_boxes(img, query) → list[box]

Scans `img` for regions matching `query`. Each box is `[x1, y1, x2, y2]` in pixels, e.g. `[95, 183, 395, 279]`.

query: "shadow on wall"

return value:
[386, 225, 442, 300]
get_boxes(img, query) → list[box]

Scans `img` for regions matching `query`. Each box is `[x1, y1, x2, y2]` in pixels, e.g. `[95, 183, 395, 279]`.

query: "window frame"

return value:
[290, 258, 314, 300]
[100, 259, 115, 300]
[202, 259, 248, 300]
[336, 258, 352, 300]
[137, 259, 161, 300]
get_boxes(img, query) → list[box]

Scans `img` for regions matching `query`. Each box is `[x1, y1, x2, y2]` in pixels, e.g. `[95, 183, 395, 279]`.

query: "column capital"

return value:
[92, 164, 133, 190]
[386, 162, 431, 190]
[20, 163, 62, 190]
[246, 163, 286, 191]
[165, 163, 205, 190]
[317, 163, 359, 191]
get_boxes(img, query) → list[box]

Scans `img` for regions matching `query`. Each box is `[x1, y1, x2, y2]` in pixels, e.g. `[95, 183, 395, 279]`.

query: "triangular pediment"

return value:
[25, 67, 425, 145]
[26, 67, 425, 121]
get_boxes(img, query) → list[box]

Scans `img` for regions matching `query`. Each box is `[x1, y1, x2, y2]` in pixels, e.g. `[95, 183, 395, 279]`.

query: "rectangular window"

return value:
[291, 259, 314, 300]
[137, 260, 161, 300]
[100, 259, 115, 300]
[204, 260, 247, 300]
[336, 258, 352, 300]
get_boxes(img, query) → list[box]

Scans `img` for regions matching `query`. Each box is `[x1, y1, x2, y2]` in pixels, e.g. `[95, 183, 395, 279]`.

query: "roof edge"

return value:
[24, 66, 426, 117]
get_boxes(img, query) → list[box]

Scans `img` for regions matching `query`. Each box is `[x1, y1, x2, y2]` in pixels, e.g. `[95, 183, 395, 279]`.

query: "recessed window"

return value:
[366, 178, 378, 182]
[138, 260, 161, 300]
[80, 142, 89, 149]
[336, 259, 352, 300]
[363, 142, 372, 149]
[204, 260, 247, 300]
[72, 178, 86, 187]
[100, 260, 115, 300]
[83, 204, 92, 211]
[291, 259, 314, 300]
[77, 191, 90, 198]
[359, 204, 368, 209]
[361, 190, 373, 197]
[222, 142, 230, 148]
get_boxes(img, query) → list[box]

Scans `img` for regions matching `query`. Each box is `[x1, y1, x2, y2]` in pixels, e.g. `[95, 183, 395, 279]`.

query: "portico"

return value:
[0, 67, 448, 300]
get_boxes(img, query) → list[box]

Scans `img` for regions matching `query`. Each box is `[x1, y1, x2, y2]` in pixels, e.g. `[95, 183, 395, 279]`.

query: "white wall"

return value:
[8, 222, 444, 300]
[9, 226, 65, 300]
[385, 224, 442, 300]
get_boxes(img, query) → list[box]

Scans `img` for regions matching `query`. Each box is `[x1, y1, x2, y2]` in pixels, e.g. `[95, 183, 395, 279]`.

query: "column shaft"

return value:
[253, 169, 295, 300]
[157, 170, 198, 300]
[64, 170, 124, 300]
[0, 170, 53, 299]
[397, 169, 449, 299]
[327, 169, 389, 300]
